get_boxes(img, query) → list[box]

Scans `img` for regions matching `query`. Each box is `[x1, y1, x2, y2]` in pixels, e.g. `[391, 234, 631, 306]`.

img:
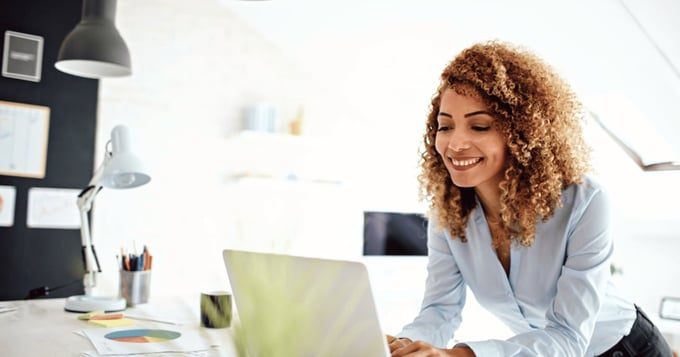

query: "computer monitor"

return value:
[363, 211, 428, 256]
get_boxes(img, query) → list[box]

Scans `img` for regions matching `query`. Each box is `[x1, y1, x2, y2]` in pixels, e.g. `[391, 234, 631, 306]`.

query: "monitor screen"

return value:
[363, 211, 428, 256]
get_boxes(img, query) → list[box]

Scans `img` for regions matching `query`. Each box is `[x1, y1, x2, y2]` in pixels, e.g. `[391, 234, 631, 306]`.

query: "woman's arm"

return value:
[396, 222, 467, 348]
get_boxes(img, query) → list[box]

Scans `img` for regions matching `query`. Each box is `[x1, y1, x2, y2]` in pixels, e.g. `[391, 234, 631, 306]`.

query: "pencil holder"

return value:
[119, 270, 152, 307]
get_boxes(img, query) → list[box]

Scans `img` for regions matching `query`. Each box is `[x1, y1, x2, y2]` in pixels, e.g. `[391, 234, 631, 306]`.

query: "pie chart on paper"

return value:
[105, 329, 181, 343]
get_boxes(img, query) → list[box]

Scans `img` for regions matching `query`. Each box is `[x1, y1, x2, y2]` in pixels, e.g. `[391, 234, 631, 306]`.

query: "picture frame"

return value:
[660, 296, 680, 321]
[2, 30, 44, 82]
[0, 100, 51, 178]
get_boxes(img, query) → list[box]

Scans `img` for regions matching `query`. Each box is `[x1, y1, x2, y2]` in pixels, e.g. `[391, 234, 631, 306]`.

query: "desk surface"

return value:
[0, 297, 239, 356]
[2, 294, 679, 356]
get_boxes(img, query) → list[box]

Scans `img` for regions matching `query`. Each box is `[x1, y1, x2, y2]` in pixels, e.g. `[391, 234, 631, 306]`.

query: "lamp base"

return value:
[64, 294, 127, 313]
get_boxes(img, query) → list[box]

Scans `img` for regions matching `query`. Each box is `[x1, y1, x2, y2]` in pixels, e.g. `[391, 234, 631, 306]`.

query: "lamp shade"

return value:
[55, 0, 131, 78]
[101, 125, 150, 189]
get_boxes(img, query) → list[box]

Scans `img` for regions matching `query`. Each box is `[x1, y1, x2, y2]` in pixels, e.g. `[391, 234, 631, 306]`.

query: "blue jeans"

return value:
[597, 305, 673, 357]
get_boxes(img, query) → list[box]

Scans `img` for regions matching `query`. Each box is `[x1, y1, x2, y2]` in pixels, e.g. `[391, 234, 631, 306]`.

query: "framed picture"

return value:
[2, 30, 44, 82]
[0, 100, 50, 178]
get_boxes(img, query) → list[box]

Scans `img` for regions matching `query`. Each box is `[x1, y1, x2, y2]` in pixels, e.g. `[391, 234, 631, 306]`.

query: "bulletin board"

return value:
[1, 0, 99, 301]
[0, 100, 50, 178]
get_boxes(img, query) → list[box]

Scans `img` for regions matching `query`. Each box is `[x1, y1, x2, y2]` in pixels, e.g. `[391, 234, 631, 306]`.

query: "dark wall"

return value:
[0, 0, 98, 300]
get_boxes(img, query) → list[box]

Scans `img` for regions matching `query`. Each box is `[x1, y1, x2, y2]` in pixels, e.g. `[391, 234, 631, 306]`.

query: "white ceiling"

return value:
[222, 0, 680, 165]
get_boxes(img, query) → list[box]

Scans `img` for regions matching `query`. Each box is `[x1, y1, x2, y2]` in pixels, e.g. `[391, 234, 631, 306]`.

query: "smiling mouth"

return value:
[451, 157, 482, 168]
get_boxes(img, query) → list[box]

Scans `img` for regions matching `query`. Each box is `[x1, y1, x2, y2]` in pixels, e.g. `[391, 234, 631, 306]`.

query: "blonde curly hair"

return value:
[419, 40, 591, 247]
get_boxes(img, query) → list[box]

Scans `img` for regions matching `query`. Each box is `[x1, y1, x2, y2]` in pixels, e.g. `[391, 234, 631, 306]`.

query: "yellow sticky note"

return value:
[88, 318, 136, 327]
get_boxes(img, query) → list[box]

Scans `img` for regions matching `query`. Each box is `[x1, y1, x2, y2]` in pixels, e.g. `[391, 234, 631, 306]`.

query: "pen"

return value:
[120, 245, 152, 271]
[130, 255, 138, 272]
[145, 253, 153, 270]
[142, 246, 152, 270]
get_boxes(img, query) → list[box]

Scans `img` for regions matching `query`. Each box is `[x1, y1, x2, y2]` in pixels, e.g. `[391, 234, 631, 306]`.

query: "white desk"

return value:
[0, 297, 239, 356]
[2, 294, 679, 356]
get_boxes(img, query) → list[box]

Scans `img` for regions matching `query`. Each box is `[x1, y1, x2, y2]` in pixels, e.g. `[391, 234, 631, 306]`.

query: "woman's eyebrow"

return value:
[438, 110, 492, 118]
[464, 110, 492, 118]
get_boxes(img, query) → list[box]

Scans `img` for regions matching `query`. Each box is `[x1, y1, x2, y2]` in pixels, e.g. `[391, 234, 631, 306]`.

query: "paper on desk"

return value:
[124, 304, 197, 325]
[81, 327, 220, 356]
[0, 305, 17, 313]
[81, 348, 218, 357]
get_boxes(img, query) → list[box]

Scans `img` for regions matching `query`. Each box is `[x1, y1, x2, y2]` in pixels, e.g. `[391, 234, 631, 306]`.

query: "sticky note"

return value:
[88, 318, 136, 327]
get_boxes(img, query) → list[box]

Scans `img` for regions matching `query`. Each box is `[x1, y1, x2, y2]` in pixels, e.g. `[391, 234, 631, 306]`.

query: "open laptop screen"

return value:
[223, 249, 390, 357]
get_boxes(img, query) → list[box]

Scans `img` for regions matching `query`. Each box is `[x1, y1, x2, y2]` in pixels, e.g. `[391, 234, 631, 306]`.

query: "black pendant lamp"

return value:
[55, 0, 131, 78]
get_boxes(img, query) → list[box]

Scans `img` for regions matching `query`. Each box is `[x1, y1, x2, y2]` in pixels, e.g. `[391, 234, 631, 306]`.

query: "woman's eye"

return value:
[472, 126, 490, 132]
[437, 126, 451, 132]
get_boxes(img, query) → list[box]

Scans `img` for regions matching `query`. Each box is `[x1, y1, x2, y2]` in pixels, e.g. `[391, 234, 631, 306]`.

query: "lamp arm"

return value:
[77, 186, 102, 273]
[76, 150, 111, 292]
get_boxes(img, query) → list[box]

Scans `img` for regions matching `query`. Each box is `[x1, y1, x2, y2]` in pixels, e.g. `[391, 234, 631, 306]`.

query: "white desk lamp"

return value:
[65, 125, 150, 312]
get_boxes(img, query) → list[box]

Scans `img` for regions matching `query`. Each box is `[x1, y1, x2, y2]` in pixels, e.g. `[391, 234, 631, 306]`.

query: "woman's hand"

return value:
[385, 335, 475, 357]
[386, 335, 412, 353]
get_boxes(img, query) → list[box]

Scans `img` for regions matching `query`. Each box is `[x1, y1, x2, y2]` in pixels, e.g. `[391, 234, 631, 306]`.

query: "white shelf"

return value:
[223, 130, 344, 184]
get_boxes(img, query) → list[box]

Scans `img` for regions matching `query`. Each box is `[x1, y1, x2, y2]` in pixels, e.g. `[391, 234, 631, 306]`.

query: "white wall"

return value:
[93, 0, 311, 297]
[91, 0, 680, 339]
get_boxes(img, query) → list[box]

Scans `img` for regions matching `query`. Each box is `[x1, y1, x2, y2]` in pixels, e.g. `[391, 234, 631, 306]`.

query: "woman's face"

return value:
[434, 88, 507, 193]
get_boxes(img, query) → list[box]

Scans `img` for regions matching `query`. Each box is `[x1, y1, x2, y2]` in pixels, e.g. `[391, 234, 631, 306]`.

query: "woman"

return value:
[388, 41, 672, 356]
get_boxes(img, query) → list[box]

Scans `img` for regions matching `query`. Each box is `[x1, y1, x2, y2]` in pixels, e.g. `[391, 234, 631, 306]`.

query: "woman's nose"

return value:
[448, 130, 470, 152]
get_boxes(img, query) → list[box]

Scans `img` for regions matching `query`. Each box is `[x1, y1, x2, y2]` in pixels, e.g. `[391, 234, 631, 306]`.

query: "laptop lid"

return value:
[223, 249, 390, 357]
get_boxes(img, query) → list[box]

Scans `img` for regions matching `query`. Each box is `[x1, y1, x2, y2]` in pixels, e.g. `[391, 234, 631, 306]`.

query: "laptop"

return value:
[223, 249, 391, 357]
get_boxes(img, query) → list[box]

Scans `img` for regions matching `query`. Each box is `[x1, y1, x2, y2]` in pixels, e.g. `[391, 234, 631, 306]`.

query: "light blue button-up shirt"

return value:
[398, 176, 636, 356]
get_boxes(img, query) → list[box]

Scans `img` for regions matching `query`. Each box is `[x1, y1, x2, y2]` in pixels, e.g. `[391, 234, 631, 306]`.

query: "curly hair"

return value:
[419, 40, 591, 247]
